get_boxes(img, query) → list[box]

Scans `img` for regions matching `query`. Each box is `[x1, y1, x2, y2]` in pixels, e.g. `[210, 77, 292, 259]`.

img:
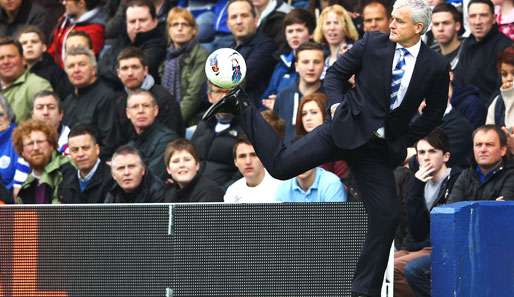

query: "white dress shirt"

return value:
[390, 39, 422, 110]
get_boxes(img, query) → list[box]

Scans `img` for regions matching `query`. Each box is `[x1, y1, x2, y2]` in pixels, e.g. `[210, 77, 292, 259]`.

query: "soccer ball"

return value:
[205, 48, 246, 89]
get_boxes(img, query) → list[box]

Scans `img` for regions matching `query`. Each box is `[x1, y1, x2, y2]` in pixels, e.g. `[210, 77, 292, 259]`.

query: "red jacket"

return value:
[48, 8, 106, 68]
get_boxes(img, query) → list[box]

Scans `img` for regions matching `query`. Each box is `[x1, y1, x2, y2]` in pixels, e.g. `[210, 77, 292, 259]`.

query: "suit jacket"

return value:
[324, 32, 449, 158]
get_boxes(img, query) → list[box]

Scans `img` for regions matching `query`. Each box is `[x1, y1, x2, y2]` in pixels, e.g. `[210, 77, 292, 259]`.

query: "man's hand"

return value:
[330, 103, 340, 118]
[418, 99, 427, 114]
[404, 147, 417, 166]
[262, 94, 276, 110]
[501, 126, 514, 154]
[415, 163, 436, 182]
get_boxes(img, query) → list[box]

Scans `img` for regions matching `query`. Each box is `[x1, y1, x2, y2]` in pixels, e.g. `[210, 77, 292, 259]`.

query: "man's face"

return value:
[0, 44, 25, 85]
[117, 57, 147, 90]
[111, 153, 146, 193]
[32, 95, 63, 130]
[65, 35, 91, 51]
[389, 6, 423, 47]
[0, 0, 22, 13]
[285, 23, 311, 51]
[468, 3, 495, 41]
[18, 32, 46, 63]
[362, 3, 390, 33]
[431, 12, 461, 46]
[126, 6, 158, 43]
[295, 49, 324, 85]
[63, 0, 84, 17]
[64, 54, 96, 88]
[68, 134, 100, 175]
[227, 1, 257, 42]
[416, 139, 449, 175]
[126, 93, 158, 132]
[473, 129, 507, 171]
[21, 130, 53, 171]
[207, 84, 230, 104]
[234, 142, 265, 182]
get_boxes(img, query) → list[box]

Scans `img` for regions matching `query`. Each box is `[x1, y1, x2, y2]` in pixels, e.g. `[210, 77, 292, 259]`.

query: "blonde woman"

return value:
[313, 4, 359, 78]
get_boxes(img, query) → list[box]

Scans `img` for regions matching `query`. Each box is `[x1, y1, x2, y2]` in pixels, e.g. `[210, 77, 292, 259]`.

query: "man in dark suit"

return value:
[203, 0, 449, 295]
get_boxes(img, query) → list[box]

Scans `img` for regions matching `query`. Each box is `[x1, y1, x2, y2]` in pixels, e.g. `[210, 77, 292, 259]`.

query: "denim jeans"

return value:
[404, 254, 432, 297]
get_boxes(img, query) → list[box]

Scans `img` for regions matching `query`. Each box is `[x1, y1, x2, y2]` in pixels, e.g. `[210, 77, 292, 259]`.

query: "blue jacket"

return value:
[273, 82, 300, 143]
[0, 124, 19, 190]
[261, 51, 298, 99]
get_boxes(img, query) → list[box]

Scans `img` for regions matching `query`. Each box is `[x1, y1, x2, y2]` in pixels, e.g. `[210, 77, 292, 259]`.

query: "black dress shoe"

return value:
[202, 87, 250, 120]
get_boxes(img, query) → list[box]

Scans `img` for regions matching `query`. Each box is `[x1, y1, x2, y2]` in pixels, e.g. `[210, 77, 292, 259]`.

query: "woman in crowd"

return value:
[296, 93, 361, 200]
[486, 46, 514, 128]
[295, 92, 349, 178]
[164, 139, 224, 203]
[162, 7, 208, 126]
[313, 4, 359, 79]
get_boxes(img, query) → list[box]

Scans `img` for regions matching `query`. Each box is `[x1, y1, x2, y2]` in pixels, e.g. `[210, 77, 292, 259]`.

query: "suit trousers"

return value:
[239, 106, 400, 296]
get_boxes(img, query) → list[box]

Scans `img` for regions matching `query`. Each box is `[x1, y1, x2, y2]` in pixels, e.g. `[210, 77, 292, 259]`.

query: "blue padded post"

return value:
[431, 201, 514, 297]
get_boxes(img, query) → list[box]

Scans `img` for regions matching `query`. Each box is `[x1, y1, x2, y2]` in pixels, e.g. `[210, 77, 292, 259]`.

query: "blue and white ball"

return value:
[205, 48, 246, 89]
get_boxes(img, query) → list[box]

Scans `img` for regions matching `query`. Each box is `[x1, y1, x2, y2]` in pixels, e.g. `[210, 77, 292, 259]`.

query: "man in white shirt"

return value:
[224, 137, 282, 203]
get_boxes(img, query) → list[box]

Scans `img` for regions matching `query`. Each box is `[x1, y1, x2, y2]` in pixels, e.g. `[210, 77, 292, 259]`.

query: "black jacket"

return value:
[453, 25, 512, 105]
[440, 108, 474, 168]
[104, 172, 164, 203]
[0, 0, 50, 39]
[59, 161, 114, 203]
[324, 32, 449, 166]
[100, 24, 167, 90]
[164, 174, 224, 203]
[450, 84, 486, 130]
[448, 158, 514, 203]
[103, 0, 176, 39]
[191, 116, 244, 188]
[115, 83, 185, 146]
[404, 167, 462, 248]
[129, 122, 179, 181]
[257, 1, 290, 50]
[232, 31, 278, 105]
[63, 79, 118, 159]
[31, 52, 73, 100]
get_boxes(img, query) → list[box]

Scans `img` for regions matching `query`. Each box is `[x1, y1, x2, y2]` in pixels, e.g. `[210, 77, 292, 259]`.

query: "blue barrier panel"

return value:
[431, 201, 514, 297]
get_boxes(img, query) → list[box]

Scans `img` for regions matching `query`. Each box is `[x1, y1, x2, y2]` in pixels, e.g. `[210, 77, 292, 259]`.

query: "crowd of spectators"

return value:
[0, 0, 512, 295]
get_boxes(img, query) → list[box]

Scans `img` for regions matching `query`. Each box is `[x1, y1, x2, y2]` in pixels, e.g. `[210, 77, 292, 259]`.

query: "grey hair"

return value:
[111, 144, 146, 169]
[0, 95, 15, 123]
[127, 89, 157, 106]
[64, 46, 97, 68]
[393, 0, 432, 34]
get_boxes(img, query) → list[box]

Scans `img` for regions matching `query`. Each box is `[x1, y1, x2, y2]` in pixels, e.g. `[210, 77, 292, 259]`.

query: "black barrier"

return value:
[0, 203, 367, 297]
